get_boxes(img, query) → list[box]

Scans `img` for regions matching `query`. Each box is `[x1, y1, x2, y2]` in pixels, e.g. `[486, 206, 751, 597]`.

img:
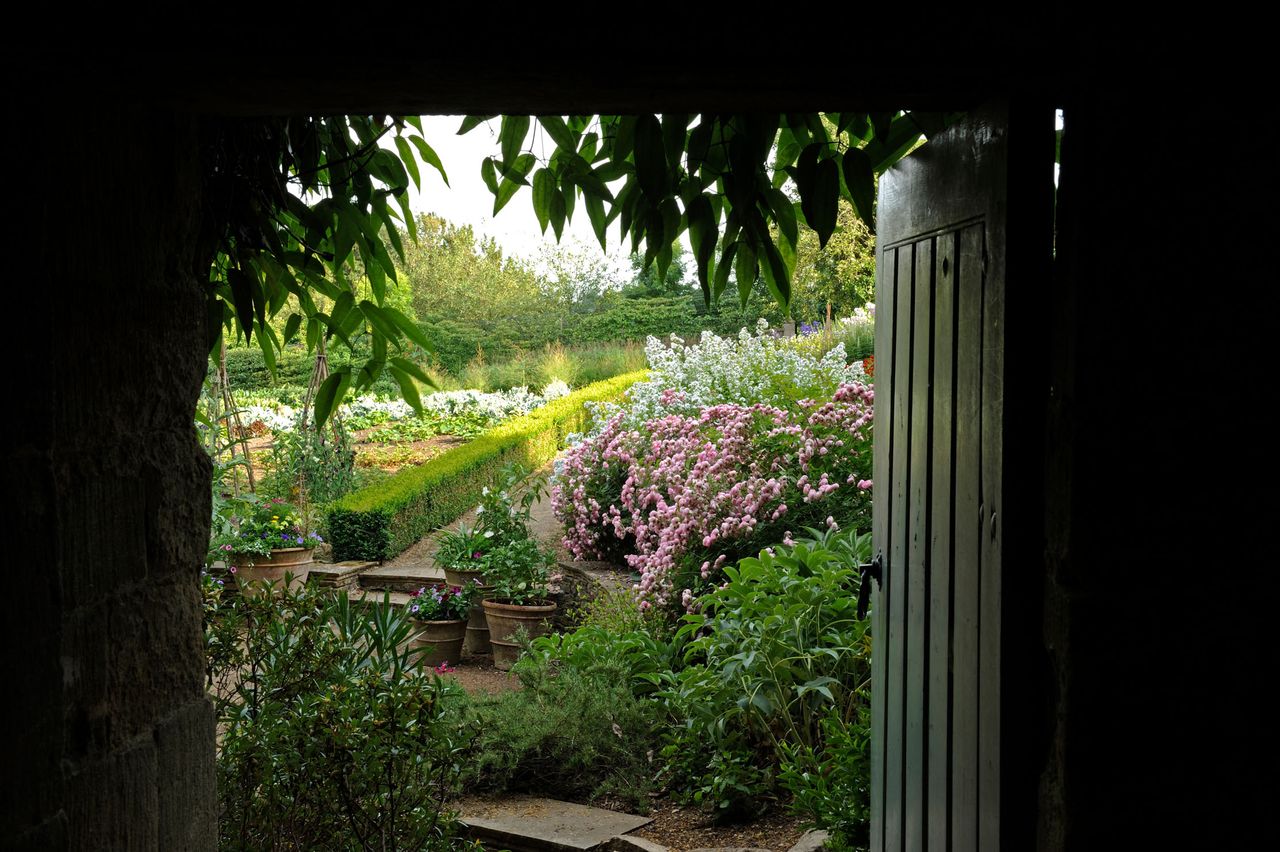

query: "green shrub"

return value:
[327, 372, 645, 561]
[656, 528, 873, 824]
[455, 627, 671, 812]
[205, 578, 474, 851]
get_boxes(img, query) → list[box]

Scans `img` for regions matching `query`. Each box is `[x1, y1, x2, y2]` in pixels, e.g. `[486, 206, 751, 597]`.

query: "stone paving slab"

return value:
[460, 796, 652, 852]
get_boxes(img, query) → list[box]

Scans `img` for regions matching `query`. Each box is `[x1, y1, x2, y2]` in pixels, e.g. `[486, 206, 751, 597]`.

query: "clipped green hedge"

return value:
[327, 371, 646, 561]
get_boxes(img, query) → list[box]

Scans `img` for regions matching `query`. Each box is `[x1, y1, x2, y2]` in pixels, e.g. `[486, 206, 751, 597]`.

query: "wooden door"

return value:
[870, 101, 1052, 852]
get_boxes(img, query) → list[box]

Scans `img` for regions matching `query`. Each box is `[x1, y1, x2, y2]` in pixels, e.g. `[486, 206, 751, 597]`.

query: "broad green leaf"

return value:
[538, 115, 578, 151]
[481, 157, 499, 193]
[612, 115, 637, 162]
[407, 135, 449, 186]
[382, 307, 434, 354]
[841, 146, 876, 229]
[584, 192, 607, 251]
[282, 313, 302, 344]
[256, 321, 276, 378]
[759, 237, 791, 306]
[662, 113, 690, 168]
[226, 267, 257, 342]
[735, 240, 758, 306]
[716, 239, 737, 301]
[387, 364, 423, 413]
[633, 114, 666, 200]
[389, 355, 436, 388]
[549, 188, 567, 241]
[499, 115, 530, 168]
[457, 115, 495, 135]
[532, 168, 555, 234]
[687, 117, 714, 175]
[687, 194, 717, 295]
[359, 300, 403, 345]
[811, 158, 840, 248]
[313, 369, 352, 431]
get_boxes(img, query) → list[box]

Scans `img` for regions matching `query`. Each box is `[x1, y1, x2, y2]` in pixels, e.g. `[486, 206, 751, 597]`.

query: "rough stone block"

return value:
[155, 699, 217, 851]
[64, 736, 159, 851]
[785, 829, 830, 852]
[604, 834, 669, 852]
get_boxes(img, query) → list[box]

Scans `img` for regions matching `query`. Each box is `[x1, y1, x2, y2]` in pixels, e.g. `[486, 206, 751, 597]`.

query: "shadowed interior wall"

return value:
[1039, 92, 1267, 850]
[3, 103, 216, 849]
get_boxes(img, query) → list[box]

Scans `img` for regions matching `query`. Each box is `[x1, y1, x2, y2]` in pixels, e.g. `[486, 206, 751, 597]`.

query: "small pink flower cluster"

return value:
[553, 382, 873, 609]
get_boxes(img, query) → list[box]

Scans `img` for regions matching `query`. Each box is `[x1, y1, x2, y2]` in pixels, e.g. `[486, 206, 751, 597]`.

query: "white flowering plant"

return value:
[584, 322, 861, 434]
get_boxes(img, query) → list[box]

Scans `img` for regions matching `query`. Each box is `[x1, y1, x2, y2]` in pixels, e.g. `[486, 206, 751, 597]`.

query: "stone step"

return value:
[358, 563, 447, 593]
[346, 588, 416, 610]
[309, 560, 376, 589]
[459, 796, 653, 852]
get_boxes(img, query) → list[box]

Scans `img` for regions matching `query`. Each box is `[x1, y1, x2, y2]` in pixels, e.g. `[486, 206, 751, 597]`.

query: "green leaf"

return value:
[841, 146, 876, 229]
[735, 239, 758, 306]
[389, 355, 436, 388]
[662, 113, 690, 168]
[256, 321, 277, 378]
[759, 237, 791, 306]
[549, 189, 567, 241]
[687, 194, 717, 296]
[810, 158, 840, 248]
[481, 157, 498, 194]
[713, 241, 736, 303]
[387, 364, 423, 413]
[313, 369, 352, 431]
[532, 168, 556, 234]
[538, 115, 578, 151]
[457, 115, 495, 135]
[407, 135, 449, 186]
[584, 192, 607, 251]
[499, 115, 530, 168]
[282, 313, 302, 345]
[633, 114, 667, 201]
[612, 115, 637, 162]
[226, 267, 257, 342]
[382, 307, 434, 354]
[359, 300, 403, 345]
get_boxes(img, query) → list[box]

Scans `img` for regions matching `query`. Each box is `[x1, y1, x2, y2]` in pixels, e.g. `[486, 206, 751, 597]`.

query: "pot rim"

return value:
[482, 598, 556, 611]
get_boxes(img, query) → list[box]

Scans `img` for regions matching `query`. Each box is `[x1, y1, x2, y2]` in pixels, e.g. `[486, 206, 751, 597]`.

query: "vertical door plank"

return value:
[951, 224, 984, 852]
[871, 244, 898, 852]
[927, 230, 958, 852]
[885, 242, 914, 852]
[905, 238, 933, 852]
[979, 220, 1004, 852]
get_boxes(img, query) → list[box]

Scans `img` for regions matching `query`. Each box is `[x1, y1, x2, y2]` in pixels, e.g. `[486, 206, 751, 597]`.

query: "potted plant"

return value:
[480, 538, 558, 670]
[214, 498, 323, 591]
[434, 523, 491, 587]
[407, 582, 478, 669]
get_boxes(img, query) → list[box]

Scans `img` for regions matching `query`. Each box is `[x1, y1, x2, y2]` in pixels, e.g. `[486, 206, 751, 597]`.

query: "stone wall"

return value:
[3, 102, 216, 850]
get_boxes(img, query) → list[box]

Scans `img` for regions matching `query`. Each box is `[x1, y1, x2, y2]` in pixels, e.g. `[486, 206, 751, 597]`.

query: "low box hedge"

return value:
[327, 371, 646, 561]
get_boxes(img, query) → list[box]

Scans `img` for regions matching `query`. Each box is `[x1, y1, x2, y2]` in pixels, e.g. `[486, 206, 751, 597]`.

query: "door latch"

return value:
[857, 552, 883, 620]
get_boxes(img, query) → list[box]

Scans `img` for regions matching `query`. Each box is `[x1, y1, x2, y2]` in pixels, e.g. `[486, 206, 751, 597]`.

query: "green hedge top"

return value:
[327, 371, 645, 561]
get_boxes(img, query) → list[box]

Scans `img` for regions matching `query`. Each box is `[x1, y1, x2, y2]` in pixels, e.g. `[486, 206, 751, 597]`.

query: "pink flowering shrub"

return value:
[553, 382, 874, 610]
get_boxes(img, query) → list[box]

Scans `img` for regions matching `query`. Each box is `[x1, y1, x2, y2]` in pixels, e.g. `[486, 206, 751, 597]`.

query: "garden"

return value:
[203, 314, 877, 852]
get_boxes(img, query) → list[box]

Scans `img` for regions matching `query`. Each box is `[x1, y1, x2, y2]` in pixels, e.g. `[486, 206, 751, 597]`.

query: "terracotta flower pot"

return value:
[482, 599, 557, 671]
[444, 566, 486, 587]
[444, 568, 492, 654]
[233, 547, 314, 592]
[409, 619, 467, 669]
